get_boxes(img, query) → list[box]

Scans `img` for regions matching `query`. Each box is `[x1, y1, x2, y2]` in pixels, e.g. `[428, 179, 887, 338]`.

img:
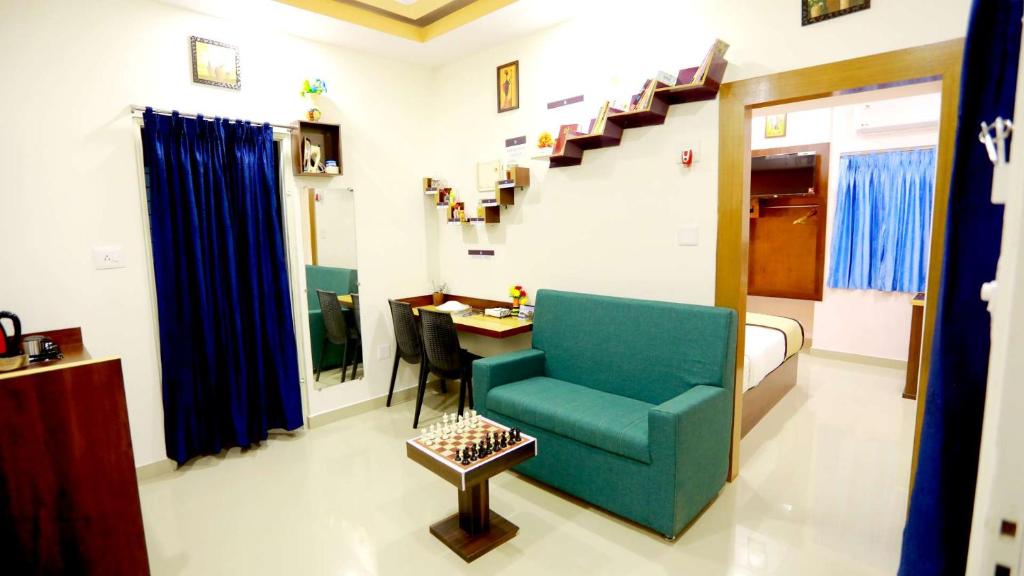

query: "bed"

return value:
[741, 313, 804, 436]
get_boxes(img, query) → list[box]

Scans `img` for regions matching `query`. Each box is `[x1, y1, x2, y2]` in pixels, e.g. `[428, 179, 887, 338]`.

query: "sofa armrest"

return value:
[648, 385, 732, 531]
[472, 349, 546, 415]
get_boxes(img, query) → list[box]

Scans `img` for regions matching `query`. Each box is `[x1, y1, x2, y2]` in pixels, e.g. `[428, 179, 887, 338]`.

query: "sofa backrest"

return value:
[532, 289, 737, 405]
[305, 265, 358, 311]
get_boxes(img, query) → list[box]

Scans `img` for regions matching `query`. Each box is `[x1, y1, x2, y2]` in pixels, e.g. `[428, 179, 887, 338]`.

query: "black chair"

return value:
[349, 293, 363, 381]
[417, 309, 479, 428]
[316, 289, 361, 383]
[387, 299, 425, 407]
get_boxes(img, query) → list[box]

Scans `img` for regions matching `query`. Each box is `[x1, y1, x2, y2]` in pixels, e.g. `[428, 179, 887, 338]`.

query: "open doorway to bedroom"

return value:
[741, 81, 943, 435]
[714, 42, 962, 571]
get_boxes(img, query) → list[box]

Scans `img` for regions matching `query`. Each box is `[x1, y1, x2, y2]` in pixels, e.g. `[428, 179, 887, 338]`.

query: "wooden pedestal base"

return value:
[428, 480, 518, 562]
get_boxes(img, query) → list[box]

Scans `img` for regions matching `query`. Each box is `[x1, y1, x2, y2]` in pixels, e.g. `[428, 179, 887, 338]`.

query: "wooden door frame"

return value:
[716, 39, 965, 481]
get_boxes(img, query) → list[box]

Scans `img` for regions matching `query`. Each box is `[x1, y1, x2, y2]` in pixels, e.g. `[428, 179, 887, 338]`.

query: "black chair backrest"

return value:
[388, 299, 421, 362]
[351, 293, 362, 334]
[420, 309, 463, 376]
[317, 289, 351, 345]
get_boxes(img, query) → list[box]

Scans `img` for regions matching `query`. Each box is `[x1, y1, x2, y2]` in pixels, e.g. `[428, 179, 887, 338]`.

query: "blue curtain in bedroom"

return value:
[899, 0, 1021, 574]
[142, 108, 303, 466]
[827, 148, 936, 293]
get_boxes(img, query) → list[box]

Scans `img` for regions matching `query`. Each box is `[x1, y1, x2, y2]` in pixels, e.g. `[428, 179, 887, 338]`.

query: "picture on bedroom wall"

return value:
[497, 60, 519, 113]
[765, 114, 787, 138]
[802, 0, 870, 26]
[191, 36, 241, 90]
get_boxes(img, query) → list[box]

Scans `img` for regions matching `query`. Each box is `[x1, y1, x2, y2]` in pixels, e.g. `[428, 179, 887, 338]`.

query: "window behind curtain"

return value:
[827, 148, 936, 293]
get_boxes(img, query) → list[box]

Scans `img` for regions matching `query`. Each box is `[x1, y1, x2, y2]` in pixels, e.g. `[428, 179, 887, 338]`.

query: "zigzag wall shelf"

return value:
[549, 55, 729, 169]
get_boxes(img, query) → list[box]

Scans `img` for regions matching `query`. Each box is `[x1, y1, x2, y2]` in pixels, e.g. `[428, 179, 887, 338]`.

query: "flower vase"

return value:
[510, 297, 520, 317]
[305, 94, 322, 122]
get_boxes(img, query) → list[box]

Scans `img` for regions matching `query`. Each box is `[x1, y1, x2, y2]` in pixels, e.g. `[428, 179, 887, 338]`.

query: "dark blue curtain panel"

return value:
[143, 109, 303, 465]
[899, 1, 1021, 573]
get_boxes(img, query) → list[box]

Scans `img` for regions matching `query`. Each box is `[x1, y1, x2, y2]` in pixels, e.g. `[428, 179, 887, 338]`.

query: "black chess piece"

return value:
[470, 445, 478, 461]
[501, 432, 508, 448]
[462, 452, 470, 466]
[454, 448, 462, 462]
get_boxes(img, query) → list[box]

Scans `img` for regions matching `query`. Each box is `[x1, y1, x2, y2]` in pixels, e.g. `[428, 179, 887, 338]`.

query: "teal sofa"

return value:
[473, 289, 737, 539]
[305, 265, 358, 370]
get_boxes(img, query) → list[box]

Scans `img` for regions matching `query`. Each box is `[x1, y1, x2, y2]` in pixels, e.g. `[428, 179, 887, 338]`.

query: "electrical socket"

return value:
[92, 246, 125, 270]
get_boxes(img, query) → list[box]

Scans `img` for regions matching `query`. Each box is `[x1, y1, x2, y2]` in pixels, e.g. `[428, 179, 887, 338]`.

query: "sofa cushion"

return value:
[487, 376, 653, 463]
[531, 289, 738, 405]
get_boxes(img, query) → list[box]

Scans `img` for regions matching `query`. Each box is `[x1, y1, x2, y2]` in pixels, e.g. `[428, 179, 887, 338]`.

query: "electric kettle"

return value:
[0, 311, 22, 358]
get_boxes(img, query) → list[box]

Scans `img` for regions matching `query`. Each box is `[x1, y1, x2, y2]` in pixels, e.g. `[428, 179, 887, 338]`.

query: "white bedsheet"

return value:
[743, 325, 787, 392]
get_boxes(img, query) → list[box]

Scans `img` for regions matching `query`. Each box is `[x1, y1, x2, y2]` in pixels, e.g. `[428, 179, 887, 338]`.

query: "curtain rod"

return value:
[840, 145, 936, 157]
[130, 105, 295, 131]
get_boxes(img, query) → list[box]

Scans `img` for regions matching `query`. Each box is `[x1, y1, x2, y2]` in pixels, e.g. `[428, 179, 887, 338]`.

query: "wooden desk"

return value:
[398, 294, 533, 339]
[903, 292, 926, 400]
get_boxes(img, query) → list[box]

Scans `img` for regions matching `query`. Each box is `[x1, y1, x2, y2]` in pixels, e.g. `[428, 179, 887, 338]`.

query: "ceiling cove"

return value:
[274, 0, 518, 42]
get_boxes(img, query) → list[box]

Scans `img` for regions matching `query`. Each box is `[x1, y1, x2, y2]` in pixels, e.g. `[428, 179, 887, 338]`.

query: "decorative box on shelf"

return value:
[293, 120, 342, 177]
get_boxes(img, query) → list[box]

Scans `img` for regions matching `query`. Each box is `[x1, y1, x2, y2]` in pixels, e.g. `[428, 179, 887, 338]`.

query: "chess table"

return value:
[406, 416, 537, 563]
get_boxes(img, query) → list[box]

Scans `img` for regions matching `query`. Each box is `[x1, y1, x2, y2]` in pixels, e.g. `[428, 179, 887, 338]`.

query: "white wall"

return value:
[0, 0, 433, 467]
[751, 90, 941, 361]
[0, 0, 970, 467]
[428, 0, 969, 311]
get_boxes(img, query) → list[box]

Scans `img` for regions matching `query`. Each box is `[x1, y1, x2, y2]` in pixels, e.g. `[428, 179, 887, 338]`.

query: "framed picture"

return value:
[518, 304, 534, 320]
[190, 36, 241, 90]
[765, 114, 787, 138]
[497, 60, 519, 113]
[802, 0, 870, 26]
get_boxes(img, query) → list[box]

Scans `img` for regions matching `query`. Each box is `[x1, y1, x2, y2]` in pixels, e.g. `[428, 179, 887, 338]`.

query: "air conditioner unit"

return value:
[854, 101, 939, 134]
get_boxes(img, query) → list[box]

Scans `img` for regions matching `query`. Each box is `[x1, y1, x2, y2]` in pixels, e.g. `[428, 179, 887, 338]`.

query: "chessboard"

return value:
[412, 414, 526, 470]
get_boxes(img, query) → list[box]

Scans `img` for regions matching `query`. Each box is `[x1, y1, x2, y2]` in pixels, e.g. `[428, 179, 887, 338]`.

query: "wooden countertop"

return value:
[398, 294, 533, 339]
[0, 327, 91, 380]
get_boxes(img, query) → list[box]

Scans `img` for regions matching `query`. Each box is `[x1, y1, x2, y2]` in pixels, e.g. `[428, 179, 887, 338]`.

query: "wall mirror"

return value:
[301, 186, 362, 389]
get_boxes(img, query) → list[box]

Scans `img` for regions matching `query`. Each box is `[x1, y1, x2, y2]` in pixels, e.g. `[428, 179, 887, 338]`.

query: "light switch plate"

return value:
[92, 246, 125, 269]
[677, 226, 699, 246]
[377, 344, 391, 361]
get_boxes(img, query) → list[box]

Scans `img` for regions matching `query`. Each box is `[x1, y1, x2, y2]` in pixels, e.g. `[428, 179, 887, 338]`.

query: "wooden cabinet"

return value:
[748, 143, 831, 301]
[0, 328, 149, 574]
[903, 293, 926, 399]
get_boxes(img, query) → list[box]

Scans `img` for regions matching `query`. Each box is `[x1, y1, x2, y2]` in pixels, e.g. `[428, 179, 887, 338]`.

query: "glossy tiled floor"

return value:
[139, 354, 917, 575]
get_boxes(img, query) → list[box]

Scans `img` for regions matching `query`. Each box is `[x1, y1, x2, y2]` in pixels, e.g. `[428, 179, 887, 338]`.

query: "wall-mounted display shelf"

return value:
[425, 167, 531, 226]
[293, 120, 342, 177]
[549, 51, 728, 169]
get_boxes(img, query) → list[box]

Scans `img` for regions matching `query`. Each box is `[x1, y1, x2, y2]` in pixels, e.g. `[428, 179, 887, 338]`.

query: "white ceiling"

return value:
[159, 0, 587, 66]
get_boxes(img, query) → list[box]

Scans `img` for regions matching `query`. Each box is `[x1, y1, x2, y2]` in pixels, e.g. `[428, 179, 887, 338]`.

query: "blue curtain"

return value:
[142, 109, 303, 465]
[828, 148, 936, 293]
[899, 1, 1021, 574]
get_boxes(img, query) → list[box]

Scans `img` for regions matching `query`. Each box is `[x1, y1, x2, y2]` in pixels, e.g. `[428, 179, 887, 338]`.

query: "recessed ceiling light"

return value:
[395, 0, 418, 4]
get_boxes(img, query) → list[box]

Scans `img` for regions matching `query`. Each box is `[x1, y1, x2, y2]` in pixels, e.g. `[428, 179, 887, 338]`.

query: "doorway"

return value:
[715, 39, 964, 485]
